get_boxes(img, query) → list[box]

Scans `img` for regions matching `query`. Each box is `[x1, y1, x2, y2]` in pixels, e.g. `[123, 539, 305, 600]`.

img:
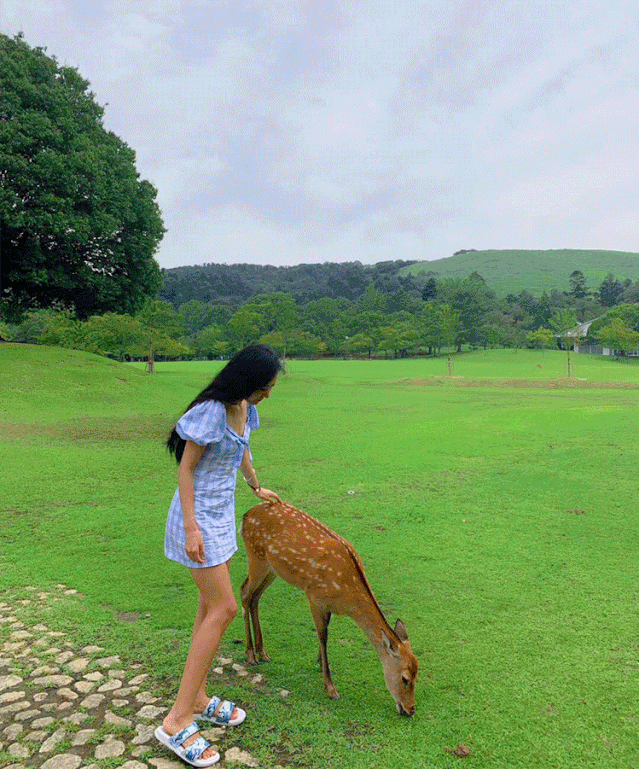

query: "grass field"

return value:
[1, 344, 638, 768]
[400, 248, 639, 296]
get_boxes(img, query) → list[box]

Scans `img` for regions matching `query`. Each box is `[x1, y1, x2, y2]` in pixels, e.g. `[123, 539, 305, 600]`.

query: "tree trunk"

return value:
[146, 319, 155, 374]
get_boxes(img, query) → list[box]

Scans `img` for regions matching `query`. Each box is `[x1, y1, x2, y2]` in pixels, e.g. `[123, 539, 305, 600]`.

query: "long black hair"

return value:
[167, 344, 282, 463]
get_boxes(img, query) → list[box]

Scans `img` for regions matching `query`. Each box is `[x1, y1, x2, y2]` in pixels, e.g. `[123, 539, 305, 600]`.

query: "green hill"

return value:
[0, 343, 192, 425]
[400, 249, 639, 297]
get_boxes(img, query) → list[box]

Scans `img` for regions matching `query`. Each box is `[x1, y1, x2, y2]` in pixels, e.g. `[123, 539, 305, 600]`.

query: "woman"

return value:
[155, 344, 282, 767]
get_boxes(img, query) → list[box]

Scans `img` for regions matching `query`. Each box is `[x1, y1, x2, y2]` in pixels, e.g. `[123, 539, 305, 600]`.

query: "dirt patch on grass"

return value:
[400, 377, 639, 389]
[0, 415, 172, 442]
[445, 743, 473, 758]
[117, 611, 142, 623]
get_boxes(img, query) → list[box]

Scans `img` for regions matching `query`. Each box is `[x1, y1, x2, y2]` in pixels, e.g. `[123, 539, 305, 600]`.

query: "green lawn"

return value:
[1, 345, 638, 768]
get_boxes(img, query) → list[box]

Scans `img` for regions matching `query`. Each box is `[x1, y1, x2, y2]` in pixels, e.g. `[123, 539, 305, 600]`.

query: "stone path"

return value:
[0, 585, 266, 769]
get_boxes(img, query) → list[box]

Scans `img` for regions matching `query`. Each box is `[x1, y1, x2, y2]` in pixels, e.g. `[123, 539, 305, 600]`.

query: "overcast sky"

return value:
[2, 1, 638, 269]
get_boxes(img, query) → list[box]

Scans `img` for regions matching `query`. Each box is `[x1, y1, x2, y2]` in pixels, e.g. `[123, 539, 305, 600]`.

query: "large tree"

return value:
[568, 270, 589, 299]
[597, 273, 624, 307]
[436, 274, 497, 346]
[0, 33, 165, 321]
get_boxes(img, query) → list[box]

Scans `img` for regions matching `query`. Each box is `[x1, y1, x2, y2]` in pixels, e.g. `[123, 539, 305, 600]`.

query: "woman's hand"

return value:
[185, 527, 206, 564]
[253, 487, 282, 505]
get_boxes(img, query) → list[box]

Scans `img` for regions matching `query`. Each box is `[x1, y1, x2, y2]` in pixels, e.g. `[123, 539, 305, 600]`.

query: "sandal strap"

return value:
[170, 722, 199, 748]
[184, 736, 211, 763]
[202, 696, 222, 719]
[214, 699, 235, 725]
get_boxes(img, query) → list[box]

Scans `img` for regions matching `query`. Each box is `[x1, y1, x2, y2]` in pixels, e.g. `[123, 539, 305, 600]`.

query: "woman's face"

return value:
[247, 376, 277, 405]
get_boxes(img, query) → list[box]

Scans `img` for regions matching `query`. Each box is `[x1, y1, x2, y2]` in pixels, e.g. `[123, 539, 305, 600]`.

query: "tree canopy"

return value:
[594, 317, 639, 357]
[0, 33, 165, 321]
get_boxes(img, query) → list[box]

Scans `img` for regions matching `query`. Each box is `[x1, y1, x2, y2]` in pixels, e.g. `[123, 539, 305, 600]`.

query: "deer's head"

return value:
[381, 619, 418, 716]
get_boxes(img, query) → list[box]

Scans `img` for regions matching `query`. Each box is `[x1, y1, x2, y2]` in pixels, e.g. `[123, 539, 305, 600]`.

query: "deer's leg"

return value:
[249, 570, 276, 662]
[308, 601, 340, 700]
[241, 560, 276, 665]
[240, 575, 258, 665]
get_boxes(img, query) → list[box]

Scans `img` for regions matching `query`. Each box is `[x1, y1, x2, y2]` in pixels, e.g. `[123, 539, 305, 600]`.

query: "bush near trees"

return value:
[10, 302, 186, 362]
[588, 304, 639, 357]
[0, 33, 165, 322]
[588, 303, 639, 337]
[595, 318, 639, 358]
[527, 328, 556, 350]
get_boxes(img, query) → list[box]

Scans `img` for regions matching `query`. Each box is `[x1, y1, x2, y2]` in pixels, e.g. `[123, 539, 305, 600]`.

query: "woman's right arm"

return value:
[178, 440, 206, 564]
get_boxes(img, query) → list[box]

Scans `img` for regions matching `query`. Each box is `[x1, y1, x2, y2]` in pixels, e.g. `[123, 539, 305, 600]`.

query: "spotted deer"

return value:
[240, 502, 418, 715]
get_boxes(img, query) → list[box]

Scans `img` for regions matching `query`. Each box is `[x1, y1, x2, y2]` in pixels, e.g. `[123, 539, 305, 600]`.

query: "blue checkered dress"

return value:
[164, 400, 259, 568]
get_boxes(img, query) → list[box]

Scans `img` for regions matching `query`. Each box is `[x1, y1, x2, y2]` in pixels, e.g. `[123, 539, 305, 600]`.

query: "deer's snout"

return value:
[397, 702, 415, 716]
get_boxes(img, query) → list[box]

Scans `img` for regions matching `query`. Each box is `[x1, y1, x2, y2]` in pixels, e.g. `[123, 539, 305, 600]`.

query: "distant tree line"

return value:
[4, 267, 639, 362]
[157, 260, 422, 307]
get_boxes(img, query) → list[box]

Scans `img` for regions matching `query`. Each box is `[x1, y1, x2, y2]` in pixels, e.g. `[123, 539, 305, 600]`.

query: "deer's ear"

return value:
[394, 618, 409, 642]
[382, 631, 400, 657]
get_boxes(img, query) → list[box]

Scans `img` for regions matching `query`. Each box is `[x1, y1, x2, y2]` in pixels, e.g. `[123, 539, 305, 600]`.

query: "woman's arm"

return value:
[178, 440, 206, 563]
[240, 447, 282, 505]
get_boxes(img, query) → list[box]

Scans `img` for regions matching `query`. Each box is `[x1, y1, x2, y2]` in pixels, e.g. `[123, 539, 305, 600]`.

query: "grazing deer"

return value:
[240, 502, 418, 715]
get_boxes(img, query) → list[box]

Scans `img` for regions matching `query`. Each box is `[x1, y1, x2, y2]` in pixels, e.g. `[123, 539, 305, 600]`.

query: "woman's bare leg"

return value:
[190, 565, 242, 720]
[162, 561, 237, 758]
[190, 593, 210, 710]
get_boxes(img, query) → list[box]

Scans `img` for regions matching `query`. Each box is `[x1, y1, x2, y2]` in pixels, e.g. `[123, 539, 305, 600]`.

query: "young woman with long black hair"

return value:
[155, 344, 282, 767]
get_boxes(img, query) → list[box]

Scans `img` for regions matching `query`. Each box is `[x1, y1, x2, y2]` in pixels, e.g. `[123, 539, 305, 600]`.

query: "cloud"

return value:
[2, 0, 639, 268]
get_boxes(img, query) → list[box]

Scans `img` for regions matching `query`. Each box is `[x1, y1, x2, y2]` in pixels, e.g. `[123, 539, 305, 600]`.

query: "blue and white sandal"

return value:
[195, 695, 246, 727]
[155, 723, 220, 767]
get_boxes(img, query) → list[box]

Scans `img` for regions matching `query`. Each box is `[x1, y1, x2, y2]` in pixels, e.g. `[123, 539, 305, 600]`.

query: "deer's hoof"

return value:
[326, 687, 341, 700]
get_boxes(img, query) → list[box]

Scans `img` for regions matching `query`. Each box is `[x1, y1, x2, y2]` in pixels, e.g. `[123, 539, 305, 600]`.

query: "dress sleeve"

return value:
[247, 405, 260, 431]
[176, 400, 226, 446]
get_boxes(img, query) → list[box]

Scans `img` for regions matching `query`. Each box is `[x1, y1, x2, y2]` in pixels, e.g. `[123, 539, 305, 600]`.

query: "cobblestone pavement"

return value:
[0, 585, 267, 769]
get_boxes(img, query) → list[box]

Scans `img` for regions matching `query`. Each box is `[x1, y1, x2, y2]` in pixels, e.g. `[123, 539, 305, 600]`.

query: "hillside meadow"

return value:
[401, 249, 639, 296]
[1, 344, 638, 768]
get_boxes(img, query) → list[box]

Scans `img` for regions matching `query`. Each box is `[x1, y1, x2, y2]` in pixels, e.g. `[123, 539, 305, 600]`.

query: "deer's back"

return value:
[241, 502, 371, 606]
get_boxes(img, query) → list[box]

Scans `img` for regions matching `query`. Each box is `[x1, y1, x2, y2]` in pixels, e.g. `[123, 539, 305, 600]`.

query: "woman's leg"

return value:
[190, 564, 242, 718]
[162, 561, 237, 756]
[190, 591, 211, 710]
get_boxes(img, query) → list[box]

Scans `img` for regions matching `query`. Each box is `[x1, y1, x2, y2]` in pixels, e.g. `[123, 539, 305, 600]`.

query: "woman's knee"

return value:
[192, 564, 237, 624]
[201, 595, 237, 625]
[219, 597, 238, 625]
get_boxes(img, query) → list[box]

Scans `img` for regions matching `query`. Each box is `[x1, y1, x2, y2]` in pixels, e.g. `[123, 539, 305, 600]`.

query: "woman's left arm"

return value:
[240, 448, 282, 505]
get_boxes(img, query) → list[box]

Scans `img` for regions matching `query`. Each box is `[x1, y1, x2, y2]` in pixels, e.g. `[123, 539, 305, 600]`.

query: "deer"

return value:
[240, 502, 418, 715]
